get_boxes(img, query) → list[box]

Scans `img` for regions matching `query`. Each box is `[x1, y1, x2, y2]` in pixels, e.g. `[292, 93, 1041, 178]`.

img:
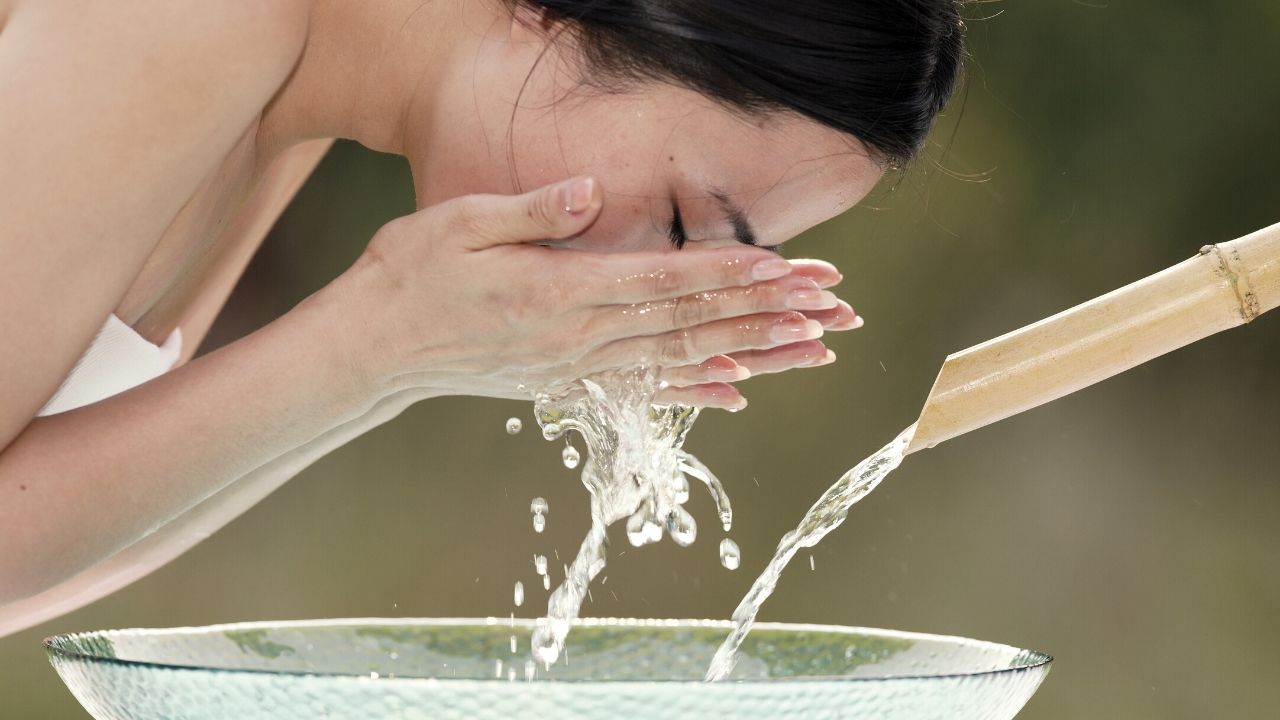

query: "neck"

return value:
[259, 0, 471, 159]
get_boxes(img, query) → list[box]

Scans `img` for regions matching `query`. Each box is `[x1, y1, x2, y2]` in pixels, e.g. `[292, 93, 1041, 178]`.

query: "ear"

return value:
[509, 2, 556, 44]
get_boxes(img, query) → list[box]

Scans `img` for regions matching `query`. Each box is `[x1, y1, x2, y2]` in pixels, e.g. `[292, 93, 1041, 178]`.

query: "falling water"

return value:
[719, 538, 741, 570]
[704, 423, 917, 681]
[527, 366, 733, 666]
[530, 497, 548, 533]
[561, 444, 581, 469]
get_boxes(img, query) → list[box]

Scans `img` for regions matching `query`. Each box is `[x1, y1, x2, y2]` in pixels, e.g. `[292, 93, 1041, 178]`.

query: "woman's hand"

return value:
[328, 176, 859, 406]
[656, 258, 862, 409]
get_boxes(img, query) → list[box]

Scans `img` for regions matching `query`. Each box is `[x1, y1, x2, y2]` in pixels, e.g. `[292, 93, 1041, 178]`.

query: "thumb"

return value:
[463, 176, 603, 250]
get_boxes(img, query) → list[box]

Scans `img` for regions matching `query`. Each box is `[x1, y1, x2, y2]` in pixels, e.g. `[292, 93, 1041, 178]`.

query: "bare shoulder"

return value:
[5, 0, 310, 76]
[0, 0, 313, 450]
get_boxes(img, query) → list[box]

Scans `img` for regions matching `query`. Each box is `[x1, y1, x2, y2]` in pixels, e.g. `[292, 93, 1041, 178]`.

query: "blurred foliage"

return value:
[4, 2, 1279, 718]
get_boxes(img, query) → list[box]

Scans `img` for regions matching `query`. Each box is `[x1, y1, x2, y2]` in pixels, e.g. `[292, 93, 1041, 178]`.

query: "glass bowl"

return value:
[46, 618, 1051, 719]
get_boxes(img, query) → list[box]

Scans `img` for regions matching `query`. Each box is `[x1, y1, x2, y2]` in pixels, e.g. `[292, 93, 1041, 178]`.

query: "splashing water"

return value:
[528, 366, 732, 666]
[561, 444, 581, 469]
[505, 417, 523, 435]
[530, 497, 548, 534]
[704, 423, 916, 681]
[719, 538, 741, 570]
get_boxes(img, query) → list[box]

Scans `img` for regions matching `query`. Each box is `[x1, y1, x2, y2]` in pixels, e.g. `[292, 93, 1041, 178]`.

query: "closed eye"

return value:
[669, 196, 782, 254]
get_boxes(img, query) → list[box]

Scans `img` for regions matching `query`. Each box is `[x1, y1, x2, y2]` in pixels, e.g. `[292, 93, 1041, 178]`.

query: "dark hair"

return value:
[514, 0, 966, 167]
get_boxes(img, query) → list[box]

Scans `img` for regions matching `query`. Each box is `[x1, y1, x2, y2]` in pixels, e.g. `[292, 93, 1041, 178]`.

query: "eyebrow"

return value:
[711, 189, 759, 248]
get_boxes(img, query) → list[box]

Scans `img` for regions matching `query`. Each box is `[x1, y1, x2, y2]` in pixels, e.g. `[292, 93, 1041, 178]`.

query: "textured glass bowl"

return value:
[46, 618, 1051, 719]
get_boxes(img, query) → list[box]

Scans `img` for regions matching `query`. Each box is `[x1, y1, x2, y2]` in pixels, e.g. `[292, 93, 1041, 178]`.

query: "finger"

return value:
[455, 176, 603, 250]
[729, 341, 836, 377]
[656, 382, 747, 411]
[591, 311, 823, 369]
[799, 300, 862, 330]
[787, 259, 843, 289]
[660, 355, 751, 387]
[587, 275, 838, 343]
[578, 245, 792, 305]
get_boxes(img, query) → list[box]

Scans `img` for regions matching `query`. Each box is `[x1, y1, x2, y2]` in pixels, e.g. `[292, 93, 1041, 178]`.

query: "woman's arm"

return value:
[0, 136, 339, 637]
[0, 173, 819, 606]
[0, 384, 429, 637]
[0, 289, 385, 605]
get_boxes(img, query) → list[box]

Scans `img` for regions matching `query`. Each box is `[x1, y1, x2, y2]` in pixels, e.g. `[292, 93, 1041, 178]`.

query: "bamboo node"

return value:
[1202, 243, 1260, 322]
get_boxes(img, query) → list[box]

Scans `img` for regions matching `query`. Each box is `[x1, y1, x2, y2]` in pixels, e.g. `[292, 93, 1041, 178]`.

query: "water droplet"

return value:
[505, 417, 523, 434]
[369, 671, 380, 680]
[666, 506, 698, 547]
[530, 496, 548, 533]
[672, 473, 690, 504]
[542, 574, 551, 590]
[513, 581, 524, 607]
[720, 538, 741, 570]
[389, 651, 399, 660]
[533, 554, 548, 575]
[561, 444, 580, 469]
[494, 659, 503, 677]
[809, 554, 815, 571]
[626, 511, 663, 547]
[510, 634, 518, 653]
[525, 659, 538, 681]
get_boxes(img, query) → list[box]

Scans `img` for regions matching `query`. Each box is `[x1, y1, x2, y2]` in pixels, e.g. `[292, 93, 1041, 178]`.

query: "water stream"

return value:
[704, 423, 916, 680]
[516, 367, 916, 679]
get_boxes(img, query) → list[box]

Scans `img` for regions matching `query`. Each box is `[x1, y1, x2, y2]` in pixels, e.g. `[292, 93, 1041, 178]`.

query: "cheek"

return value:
[412, 153, 505, 211]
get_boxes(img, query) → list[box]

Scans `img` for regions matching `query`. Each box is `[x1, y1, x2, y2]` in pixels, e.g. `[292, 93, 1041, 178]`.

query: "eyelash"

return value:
[667, 200, 783, 255]
[667, 203, 688, 250]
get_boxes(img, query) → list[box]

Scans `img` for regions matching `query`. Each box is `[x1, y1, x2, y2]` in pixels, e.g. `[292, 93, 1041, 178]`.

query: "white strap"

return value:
[37, 314, 183, 417]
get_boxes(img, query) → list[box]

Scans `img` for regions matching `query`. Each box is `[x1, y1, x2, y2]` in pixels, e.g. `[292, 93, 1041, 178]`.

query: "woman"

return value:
[0, 0, 962, 635]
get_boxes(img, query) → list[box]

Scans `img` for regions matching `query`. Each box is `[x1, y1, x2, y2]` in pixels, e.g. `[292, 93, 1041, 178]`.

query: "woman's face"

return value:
[407, 10, 885, 255]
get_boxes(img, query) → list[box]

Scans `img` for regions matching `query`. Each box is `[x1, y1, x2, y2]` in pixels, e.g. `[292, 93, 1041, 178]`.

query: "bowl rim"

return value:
[44, 617, 1053, 684]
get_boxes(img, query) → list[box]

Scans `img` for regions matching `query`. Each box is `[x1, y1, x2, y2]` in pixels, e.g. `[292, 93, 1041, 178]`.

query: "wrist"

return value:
[288, 278, 397, 411]
[300, 260, 443, 404]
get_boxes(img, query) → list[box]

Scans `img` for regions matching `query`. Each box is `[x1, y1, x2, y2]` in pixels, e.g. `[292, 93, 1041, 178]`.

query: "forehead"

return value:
[540, 83, 883, 242]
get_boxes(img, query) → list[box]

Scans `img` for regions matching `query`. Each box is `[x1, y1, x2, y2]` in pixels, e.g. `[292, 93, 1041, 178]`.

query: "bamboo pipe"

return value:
[906, 221, 1280, 454]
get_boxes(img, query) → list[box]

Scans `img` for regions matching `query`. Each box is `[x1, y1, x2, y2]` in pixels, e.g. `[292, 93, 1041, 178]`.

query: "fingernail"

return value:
[561, 177, 596, 215]
[707, 365, 751, 382]
[807, 349, 837, 366]
[770, 317, 824, 343]
[752, 258, 792, 282]
[852, 315, 865, 329]
[786, 288, 838, 311]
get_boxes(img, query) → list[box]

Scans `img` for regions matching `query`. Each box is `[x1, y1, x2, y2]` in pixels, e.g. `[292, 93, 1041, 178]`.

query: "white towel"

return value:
[37, 314, 183, 417]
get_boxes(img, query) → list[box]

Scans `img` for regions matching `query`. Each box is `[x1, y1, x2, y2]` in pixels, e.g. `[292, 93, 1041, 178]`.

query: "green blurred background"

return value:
[4, 2, 1279, 717]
